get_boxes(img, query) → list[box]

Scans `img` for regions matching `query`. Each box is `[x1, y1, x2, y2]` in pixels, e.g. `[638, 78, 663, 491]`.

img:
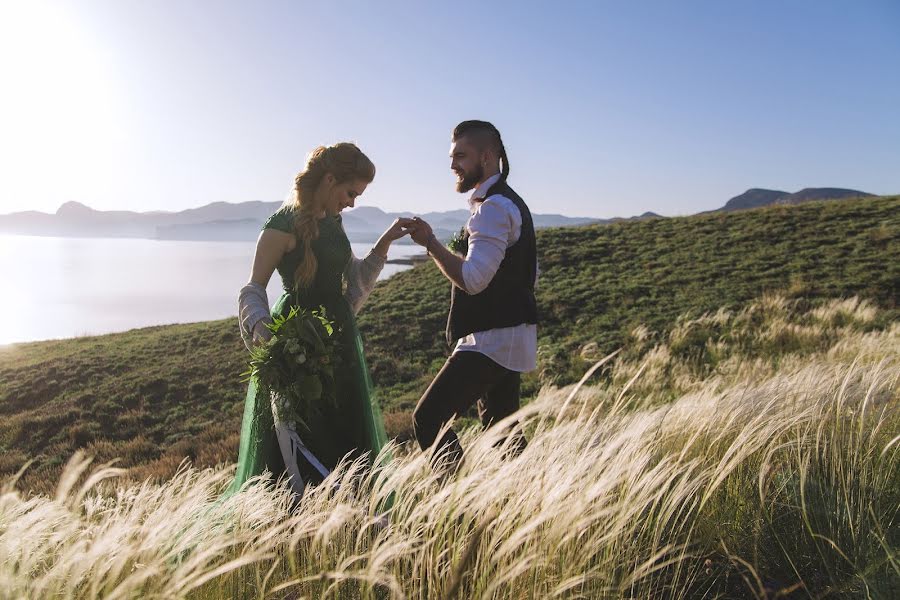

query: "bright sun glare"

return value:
[0, 1, 127, 214]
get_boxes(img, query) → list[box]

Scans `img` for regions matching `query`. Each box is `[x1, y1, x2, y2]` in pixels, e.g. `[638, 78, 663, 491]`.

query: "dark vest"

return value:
[446, 179, 538, 345]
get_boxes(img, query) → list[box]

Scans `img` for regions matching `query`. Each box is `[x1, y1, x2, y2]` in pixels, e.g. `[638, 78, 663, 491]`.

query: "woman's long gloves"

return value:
[238, 282, 272, 350]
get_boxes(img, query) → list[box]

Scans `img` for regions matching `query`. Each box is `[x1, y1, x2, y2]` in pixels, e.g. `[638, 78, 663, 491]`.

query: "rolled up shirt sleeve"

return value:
[461, 196, 521, 295]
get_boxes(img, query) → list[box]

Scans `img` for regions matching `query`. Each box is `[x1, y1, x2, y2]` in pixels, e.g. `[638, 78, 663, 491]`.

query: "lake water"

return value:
[0, 234, 424, 346]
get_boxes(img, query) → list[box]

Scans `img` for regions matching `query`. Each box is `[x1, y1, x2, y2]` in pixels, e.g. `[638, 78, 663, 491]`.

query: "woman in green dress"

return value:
[227, 143, 412, 501]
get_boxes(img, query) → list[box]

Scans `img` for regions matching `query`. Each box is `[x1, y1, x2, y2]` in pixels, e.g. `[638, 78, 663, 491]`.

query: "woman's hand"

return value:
[373, 218, 416, 258]
[383, 217, 416, 241]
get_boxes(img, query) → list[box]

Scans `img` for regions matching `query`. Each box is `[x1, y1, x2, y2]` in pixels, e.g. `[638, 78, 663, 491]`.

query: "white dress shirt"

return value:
[454, 173, 538, 373]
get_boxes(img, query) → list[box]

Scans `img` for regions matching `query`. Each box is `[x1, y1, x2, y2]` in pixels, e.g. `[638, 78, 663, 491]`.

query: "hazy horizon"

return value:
[0, 234, 422, 345]
[1, 1, 898, 219]
[1, 187, 890, 222]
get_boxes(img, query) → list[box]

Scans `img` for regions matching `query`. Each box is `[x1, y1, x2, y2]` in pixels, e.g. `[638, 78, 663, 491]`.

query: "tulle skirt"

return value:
[223, 291, 390, 498]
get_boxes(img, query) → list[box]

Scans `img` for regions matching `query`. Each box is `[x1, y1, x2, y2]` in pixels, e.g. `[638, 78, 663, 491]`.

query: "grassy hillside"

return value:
[0, 320, 248, 493]
[0, 195, 897, 494]
[359, 195, 898, 406]
[2, 298, 897, 598]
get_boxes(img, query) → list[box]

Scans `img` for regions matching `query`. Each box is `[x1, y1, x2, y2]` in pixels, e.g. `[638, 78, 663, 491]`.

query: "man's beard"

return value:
[455, 164, 484, 193]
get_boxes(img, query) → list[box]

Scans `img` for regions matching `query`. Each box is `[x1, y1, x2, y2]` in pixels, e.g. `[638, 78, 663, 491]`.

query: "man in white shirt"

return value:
[407, 120, 538, 477]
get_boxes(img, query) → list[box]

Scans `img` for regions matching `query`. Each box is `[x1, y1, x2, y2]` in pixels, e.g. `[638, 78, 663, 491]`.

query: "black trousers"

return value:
[413, 350, 528, 474]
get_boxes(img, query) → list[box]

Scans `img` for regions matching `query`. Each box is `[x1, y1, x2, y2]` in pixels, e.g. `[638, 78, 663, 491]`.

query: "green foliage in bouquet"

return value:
[243, 306, 341, 430]
[447, 226, 467, 255]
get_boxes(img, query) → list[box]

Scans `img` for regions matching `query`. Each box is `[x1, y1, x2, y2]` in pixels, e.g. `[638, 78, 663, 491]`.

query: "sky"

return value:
[0, 0, 898, 219]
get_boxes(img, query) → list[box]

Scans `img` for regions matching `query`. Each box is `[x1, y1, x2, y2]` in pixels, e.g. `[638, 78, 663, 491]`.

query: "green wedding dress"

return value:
[224, 207, 390, 498]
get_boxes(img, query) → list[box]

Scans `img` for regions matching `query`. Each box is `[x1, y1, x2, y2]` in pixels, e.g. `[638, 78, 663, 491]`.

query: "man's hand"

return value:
[373, 217, 417, 258]
[409, 216, 468, 291]
[408, 217, 435, 247]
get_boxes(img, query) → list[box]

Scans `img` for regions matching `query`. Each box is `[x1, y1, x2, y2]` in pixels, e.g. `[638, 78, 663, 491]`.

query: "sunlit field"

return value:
[2, 297, 897, 599]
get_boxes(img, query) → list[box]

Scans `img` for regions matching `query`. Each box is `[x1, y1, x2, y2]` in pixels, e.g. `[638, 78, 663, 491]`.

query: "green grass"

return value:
[1, 298, 897, 598]
[0, 321, 249, 492]
[359, 195, 898, 406]
[0, 195, 897, 494]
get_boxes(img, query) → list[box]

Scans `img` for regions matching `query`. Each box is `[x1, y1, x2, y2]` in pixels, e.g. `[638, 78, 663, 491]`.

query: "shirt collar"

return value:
[467, 173, 502, 209]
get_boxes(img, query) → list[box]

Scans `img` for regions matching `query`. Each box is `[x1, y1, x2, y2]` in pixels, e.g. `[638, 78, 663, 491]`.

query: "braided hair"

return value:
[452, 120, 509, 181]
[285, 143, 375, 290]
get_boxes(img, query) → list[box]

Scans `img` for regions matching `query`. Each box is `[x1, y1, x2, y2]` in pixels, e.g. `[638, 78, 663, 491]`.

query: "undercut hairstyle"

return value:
[452, 120, 509, 180]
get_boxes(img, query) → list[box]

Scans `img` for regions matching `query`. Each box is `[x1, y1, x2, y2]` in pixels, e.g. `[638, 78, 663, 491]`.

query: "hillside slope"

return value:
[1, 196, 897, 493]
[359, 195, 898, 404]
[718, 187, 874, 211]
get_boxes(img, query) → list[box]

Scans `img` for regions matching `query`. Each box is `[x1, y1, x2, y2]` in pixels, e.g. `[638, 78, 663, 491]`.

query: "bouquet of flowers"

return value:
[244, 305, 341, 429]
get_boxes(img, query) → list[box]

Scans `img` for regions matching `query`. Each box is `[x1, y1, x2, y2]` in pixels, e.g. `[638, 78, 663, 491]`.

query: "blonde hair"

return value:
[284, 143, 375, 290]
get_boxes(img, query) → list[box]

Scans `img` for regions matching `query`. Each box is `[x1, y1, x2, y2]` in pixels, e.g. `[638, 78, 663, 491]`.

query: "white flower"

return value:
[296, 353, 307, 364]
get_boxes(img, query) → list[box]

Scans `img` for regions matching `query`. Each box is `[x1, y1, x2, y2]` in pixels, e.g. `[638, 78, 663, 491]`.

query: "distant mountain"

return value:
[0, 201, 283, 239]
[781, 188, 876, 204]
[156, 219, 264, 241]
[339, 207, 601, 233]
[605, 211, 662, 223]
[718, 188, 874, 212]
[0, 186, 878, 242]
[720, 189, 790, 211]
[173, 200, 276, 221]
[0, 200, 604, 243]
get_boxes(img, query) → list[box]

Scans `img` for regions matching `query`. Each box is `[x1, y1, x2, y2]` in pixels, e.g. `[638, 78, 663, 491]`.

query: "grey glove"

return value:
[238, 282, 272, 350]
[343, 251, 386, 315]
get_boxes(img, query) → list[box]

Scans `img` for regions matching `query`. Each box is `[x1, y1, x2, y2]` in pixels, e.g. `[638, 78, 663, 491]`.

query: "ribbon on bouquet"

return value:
[274, 421, 332, 499]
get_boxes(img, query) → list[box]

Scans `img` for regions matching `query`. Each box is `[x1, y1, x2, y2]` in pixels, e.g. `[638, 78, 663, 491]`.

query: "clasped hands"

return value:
[384, 217, 437, 250]
[381, 216, 466, 290]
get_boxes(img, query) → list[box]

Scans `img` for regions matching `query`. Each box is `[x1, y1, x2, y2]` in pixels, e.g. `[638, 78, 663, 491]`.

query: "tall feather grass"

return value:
[1, 297, 897, 598]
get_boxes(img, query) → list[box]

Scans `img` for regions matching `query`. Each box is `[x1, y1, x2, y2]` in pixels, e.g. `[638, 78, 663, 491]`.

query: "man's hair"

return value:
[452, 120, 509, 180]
